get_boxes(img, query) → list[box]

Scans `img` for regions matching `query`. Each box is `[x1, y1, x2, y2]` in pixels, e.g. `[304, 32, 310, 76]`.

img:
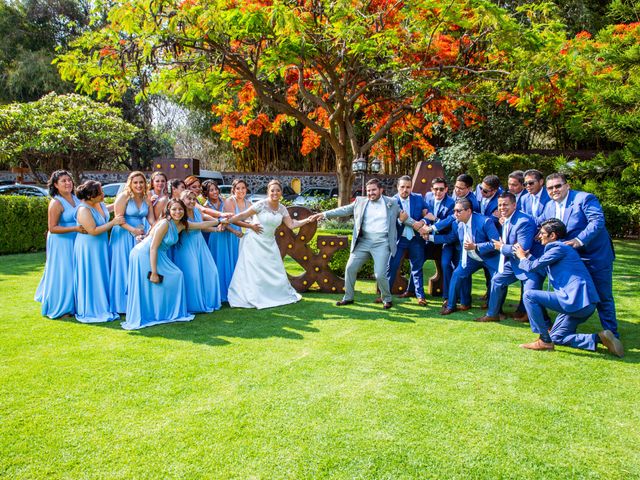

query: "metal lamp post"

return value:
[351, 155, 368, 196]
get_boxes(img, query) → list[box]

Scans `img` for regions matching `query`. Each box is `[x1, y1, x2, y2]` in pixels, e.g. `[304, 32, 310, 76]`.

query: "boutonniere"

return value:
[386, 201, 394, 209]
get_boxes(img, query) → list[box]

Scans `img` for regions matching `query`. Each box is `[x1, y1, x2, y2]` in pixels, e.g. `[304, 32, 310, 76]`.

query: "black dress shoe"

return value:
[336, 299, 354, 306]
[383, 301, 393, 309]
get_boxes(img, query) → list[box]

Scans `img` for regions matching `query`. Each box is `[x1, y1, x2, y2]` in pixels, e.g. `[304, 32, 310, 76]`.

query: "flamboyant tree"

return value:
[57, 0, 544, 204]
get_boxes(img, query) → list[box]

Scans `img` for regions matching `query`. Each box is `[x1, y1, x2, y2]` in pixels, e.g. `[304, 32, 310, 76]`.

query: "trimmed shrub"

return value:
[467, 152, 562, 185]
[0, 196, 49, 254]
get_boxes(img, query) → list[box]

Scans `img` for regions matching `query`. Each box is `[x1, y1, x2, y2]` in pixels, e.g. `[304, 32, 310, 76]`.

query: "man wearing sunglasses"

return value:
[539, 173, 618, 340]
[428, 198, 500, 315]
[514, 219, 623, 357]
[422, 177, 456, 305]
[520, 169, 550, 218]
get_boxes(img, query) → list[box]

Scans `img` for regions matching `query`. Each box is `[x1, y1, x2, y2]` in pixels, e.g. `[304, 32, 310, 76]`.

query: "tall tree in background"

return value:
[57, 0, 550, 204]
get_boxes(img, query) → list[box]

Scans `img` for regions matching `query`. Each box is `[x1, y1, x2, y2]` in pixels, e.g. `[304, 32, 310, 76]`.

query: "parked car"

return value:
[292, 187, 339, 206]
[249, 184, 298, 203]
[0, 184, 49, 197]
[101, 182, 125, 198]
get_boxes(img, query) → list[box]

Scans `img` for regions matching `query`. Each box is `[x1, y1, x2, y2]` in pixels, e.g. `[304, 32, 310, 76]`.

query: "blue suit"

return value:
[539, 190, 617, 336]
[436, 214, 500, 309]
[519, 241, 601, 350]
[520, 189, 550, 218]
[424, 193, 456, 299]
[387, 193, 428, 298]
[486, 211, 544, 317]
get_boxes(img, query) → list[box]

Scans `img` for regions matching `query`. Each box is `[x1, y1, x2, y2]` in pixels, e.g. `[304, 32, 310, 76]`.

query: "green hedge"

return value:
[466, 152, 562, 185]
[0, 196, 49, 254]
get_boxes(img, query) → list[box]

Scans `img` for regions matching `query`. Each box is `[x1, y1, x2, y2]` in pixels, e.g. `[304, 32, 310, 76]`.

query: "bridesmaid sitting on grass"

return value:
[122, 199, 220, 330]
[74, 181, 124, 323]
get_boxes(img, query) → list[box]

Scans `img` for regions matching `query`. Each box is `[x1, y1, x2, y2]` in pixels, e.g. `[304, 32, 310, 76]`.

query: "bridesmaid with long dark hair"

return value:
[122, 199, 219, 330]
[173, 190, 222, 313]
[109, 171, 156, 313]
[74, 181, 124, 323]
[35, 170, 84, 318]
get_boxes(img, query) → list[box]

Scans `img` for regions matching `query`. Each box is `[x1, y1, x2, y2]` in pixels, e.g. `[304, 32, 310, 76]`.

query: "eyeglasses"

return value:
[453, 208, 466, 213]
[524, 181, 538, 186]
[432, 187, 445, 192]
[547, 183, 565, 191]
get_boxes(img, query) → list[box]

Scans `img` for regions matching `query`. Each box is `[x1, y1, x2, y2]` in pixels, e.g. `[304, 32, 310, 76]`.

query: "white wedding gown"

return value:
[227, 200, 302, 309]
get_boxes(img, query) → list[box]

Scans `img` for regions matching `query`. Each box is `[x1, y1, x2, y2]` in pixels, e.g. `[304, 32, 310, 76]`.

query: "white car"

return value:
[102, 182, 125, 197]
[292, 187, 339, 206]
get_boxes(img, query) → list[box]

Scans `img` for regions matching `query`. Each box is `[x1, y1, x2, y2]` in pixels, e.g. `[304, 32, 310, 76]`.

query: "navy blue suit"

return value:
[424, 193, 456, 299]
[539, 190, 617, 336]
[387, 193, 428, 298]
[436, 214, 500, 309]
[486, 211, 544, 317]
[519, 241, 601, 350]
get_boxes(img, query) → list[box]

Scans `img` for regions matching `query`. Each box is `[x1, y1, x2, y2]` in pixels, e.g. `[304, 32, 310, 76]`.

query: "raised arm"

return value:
[77, 206, 124, 236]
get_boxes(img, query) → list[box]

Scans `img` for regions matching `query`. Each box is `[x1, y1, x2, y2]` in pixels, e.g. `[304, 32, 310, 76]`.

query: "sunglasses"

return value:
[547, 183, 565, 191]
[524, 180, 538, 186]
[453, 208, 466, 213]
[432, 187, 446, 192]
[481, 187, 493, 194]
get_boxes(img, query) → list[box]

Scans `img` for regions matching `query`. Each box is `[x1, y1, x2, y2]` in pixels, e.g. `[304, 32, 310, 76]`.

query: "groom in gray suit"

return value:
[312, 178, 409, 309]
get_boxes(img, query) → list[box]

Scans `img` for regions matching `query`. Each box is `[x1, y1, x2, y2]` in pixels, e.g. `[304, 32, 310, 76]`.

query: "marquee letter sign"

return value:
[276, 207, 348, 293]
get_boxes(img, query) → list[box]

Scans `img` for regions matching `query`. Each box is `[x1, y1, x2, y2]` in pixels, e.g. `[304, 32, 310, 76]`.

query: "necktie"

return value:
[555, 201, 564, 221]
[434, 201, 441, 217]
[402, 199, 413, 240]
[498, 220, 509, 274]
[481, 198, 488, 215]
[461, 223, 471, 268]
[531, 195, 539, 215]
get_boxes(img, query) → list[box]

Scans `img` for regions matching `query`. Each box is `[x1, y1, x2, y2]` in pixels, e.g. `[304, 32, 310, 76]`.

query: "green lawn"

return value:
[1, 240, 639, 479]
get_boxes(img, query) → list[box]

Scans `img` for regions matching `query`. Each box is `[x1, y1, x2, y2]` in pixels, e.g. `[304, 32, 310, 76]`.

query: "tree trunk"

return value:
[335, 150, 353, 206]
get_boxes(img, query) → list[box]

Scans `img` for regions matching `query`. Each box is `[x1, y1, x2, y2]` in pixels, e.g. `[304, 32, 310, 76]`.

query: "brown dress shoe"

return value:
[383, 301, 393, 309]
[511, 312, 529, 322]
[336, 299, 354, 306]
[374, 297, 383, 304]
[598, 330, 624, 358]
[457, 305, 471, 311]
[475, 315, 500, 322]
[417, 298, 428, 306]
[442, 299, 449, 307]
[440, 306, 456, 315]
[480, 302, 489, 310]
[398, 292, 415, 298]
[519, 338, 554, 351]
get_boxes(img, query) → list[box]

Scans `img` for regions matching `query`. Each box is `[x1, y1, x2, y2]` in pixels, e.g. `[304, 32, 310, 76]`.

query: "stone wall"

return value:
[1, 170, 400, 195]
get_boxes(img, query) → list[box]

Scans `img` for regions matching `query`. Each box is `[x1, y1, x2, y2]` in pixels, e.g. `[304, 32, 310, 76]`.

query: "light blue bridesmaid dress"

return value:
[121, 219, 194, 330]
[173, 208, 222, 313]
[35, 194, 79, 318]
[73, 203, 119, 323]
[205, 198, 227, 298]
[214, 198, 248, 302]
[109, 198, 149, 313]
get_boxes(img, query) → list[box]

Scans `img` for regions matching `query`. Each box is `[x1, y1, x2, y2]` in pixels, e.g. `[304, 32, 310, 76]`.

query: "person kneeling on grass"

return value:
[513, 218, 624, 357]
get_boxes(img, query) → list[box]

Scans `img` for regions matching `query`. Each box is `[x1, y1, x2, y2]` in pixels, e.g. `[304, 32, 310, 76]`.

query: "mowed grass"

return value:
[1, 240, 639, 479]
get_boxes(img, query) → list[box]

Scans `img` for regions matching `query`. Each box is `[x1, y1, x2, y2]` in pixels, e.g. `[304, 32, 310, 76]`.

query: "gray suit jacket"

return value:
[324, 195, 412, 257]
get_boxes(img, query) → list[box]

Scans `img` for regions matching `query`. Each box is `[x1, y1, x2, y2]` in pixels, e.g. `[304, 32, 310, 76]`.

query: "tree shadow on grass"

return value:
[0, 252, 45, 280]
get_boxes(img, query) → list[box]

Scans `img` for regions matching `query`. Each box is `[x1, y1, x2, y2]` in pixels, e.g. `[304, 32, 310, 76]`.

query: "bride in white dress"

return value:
[223, 179, 313, 309]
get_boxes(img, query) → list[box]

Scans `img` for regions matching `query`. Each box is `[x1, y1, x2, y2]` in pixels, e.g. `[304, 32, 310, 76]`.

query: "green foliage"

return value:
[0, 92, 139, 180]
[0, 196, 48, 254]
[453, 152, 563, 185]
[0, 0, 89, 103]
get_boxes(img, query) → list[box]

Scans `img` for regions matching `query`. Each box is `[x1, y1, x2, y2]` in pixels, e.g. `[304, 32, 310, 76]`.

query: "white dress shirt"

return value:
[363, 198, 388, 234]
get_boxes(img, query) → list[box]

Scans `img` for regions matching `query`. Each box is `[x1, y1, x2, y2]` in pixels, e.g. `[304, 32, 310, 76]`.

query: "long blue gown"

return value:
[214, 198, 248, 302]
[109, 198, 149, 313]
[174, 209, 222, 313]
[35, 195, 79, 318]
[205, 198, 227, 298]
[121, 219, 194, 330]
[74, 203, 119, 323]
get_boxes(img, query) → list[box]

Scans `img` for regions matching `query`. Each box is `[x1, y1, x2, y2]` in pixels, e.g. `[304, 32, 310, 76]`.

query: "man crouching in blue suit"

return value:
[514, 219, 624, 357]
